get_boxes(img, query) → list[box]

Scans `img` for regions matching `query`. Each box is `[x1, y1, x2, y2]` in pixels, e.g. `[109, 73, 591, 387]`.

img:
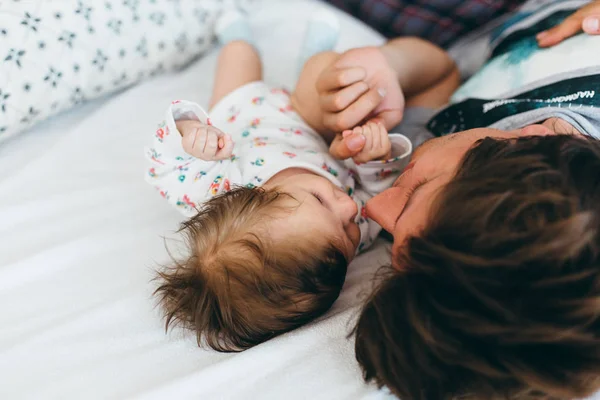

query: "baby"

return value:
[146, 11, 412, 351]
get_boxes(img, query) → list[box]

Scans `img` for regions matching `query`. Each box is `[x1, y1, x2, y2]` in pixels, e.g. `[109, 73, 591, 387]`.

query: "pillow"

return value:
[0, 0, 236, 144]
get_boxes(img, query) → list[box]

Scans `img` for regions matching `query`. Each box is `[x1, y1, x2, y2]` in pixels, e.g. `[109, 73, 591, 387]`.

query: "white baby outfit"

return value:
[146, 82, 412, 253]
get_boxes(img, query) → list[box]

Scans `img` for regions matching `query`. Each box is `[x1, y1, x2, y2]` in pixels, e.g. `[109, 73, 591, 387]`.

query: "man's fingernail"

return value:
[377, 88, 387, 98]
[347, 134, 365, 151]
[583, 17, 600, 33]
[536, 31, 549, 40]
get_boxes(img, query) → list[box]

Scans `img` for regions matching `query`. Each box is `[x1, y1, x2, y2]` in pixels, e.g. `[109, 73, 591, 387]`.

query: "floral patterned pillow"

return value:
[0, 0, 236, 144]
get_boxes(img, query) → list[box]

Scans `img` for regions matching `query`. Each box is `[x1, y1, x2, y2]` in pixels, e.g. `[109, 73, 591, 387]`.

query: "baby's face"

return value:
[265, 172, 360, 261]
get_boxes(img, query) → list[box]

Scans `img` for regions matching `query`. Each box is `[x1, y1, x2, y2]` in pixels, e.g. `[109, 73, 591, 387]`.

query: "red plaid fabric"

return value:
[324, 0, 524, 47]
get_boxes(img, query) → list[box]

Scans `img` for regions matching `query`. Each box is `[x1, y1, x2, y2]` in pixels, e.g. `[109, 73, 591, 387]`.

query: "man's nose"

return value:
[365, 187, 405, 233]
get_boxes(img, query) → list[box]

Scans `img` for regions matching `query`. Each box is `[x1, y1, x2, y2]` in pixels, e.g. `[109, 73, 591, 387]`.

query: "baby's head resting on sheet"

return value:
[155, 170, 360, 351]
[354, 134, 600, 399]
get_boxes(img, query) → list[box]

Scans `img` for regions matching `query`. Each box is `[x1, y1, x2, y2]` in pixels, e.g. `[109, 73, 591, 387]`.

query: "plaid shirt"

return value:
[324, 0, 524, 47]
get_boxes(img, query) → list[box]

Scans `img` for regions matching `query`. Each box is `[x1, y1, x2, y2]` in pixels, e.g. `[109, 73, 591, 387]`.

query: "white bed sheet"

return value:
[0, 1, 396, 399]
[0, 97, 110, 184]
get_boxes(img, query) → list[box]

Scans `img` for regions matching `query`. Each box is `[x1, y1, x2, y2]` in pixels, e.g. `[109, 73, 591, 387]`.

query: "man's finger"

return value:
[537, 16, 583, 47]
[316, 67, 367, 93]
[320, 81, 369, 112]
[324, 87, 384, 132]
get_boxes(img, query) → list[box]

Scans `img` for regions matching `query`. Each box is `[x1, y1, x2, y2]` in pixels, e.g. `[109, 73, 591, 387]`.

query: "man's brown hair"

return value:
[155, 186, 347, 352]
[355, 134, 600, 399]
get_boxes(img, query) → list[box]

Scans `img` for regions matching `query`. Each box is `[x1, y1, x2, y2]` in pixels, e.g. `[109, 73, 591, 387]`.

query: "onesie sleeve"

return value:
[144, 100, 243, 217]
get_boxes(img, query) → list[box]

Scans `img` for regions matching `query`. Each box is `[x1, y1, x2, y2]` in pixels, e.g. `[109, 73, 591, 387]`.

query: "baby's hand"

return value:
[329, 121, 391, 163]
[177, 120, 234, 161]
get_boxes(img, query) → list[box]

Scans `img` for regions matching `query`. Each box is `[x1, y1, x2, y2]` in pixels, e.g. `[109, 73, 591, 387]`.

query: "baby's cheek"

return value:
[348, 223, 361, 253]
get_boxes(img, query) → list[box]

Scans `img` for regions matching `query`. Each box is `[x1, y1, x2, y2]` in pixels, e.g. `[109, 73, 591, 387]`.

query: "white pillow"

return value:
[0, 0, 231, 144]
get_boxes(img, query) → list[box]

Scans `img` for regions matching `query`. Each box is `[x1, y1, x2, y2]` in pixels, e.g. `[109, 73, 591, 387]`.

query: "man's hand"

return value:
[177, 120, 234, 161]
[329, 121, 391, 163]
[537, 1, 600, 47]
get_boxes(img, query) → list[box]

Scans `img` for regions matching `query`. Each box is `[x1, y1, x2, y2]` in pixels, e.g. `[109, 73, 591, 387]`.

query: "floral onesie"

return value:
[145, 81, 412, 253]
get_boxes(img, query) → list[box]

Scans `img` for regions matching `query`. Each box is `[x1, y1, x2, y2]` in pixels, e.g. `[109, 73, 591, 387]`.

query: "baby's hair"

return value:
[155, 186, 348, 352]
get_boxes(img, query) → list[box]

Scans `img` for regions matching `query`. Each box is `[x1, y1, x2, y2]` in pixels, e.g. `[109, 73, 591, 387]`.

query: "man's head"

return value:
[154, 178, 357, 352]
[365, 121, 573, 265]
[355, 131, 600, 399]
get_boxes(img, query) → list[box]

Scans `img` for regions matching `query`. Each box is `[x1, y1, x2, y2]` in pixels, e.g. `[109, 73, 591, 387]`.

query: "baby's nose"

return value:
[340, 195, 358, 225]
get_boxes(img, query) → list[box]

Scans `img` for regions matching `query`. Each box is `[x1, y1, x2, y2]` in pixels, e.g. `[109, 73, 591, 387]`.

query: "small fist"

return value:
[329, 121, 391, 163]
[177, 120, 234, 161]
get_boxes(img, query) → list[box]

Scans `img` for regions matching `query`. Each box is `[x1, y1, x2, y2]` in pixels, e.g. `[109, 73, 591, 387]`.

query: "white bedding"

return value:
[0, 1, 396, 399]
[0, 96, 110, 183]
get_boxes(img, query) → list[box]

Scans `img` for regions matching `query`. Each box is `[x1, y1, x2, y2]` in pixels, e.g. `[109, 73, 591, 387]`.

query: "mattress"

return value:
[0, 1, 396, 399]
